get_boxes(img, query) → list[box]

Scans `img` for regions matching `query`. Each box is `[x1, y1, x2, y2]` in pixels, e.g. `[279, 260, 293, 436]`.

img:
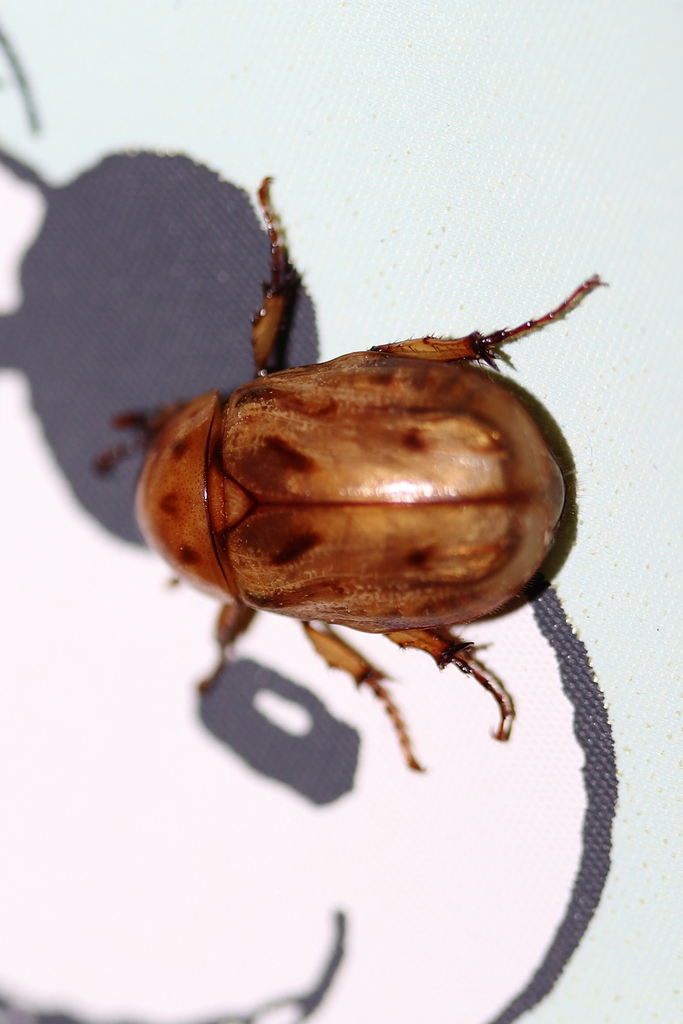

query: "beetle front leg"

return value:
[251, 177, 300, 374]
[385, 628, 515, 742]
[303, 622, 424, 772]
[371, 275, 605, 367]
[198, 599, 257, 694]
[94, 402, 186, 472]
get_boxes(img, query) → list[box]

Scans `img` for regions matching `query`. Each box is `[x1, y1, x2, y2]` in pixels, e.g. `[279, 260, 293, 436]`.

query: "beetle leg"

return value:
[198, 599, 257, 694]
[385, 628, 515, 742]
[251, 177, 300, 374]
[303, 622, 424, 772]
[94, 403, 186, 472]
[215, 600, 258, 650]
[371, 275, 606, 366]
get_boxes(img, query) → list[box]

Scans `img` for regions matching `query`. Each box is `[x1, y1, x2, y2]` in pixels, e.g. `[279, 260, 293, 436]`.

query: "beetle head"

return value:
[135, 391, 233, 600]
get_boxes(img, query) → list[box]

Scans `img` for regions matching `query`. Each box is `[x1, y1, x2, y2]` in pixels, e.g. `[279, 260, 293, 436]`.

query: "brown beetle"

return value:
[123, 180, 603, 771]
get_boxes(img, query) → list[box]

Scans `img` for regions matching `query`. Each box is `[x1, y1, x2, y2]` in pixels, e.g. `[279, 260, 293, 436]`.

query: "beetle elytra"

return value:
[110, 179, 604, 770]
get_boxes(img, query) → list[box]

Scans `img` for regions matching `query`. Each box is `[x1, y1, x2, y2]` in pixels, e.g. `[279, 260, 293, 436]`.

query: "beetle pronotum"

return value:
[103, 179, 603, 771]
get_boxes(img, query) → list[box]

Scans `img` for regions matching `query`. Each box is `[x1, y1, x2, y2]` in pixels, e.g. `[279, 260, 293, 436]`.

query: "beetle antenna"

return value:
[94, 435, 147, 473]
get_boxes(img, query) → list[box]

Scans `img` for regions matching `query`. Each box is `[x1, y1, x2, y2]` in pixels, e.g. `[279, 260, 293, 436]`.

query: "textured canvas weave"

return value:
[0, 2, 678, 1021]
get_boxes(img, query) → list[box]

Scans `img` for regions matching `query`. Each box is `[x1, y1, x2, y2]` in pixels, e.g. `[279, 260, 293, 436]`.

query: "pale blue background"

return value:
[0, 1, 681, 1019]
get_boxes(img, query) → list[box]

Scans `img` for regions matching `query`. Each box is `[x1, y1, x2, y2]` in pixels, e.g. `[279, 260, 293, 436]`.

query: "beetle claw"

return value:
[435, 640, 472, 669]
[452, 651, 515, 743]
[471, 333, 501, 370]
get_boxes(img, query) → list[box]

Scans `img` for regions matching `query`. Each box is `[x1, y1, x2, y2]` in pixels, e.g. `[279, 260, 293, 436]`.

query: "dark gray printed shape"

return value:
[0, 148, 616, 1023]
[0, 147, 361, 807]
[0, 911, 346, 1024]
[0, 147, 355, 1023]
[200, 660, 360, 805]
[0, 23, 40, 134]
[489, 586, 617, 1024]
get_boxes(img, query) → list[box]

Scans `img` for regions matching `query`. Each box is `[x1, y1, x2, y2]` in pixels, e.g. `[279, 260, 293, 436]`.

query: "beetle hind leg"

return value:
[385, 628, 515, 742]
[371, 275, 605, 366]
[303, 622, 424, 772]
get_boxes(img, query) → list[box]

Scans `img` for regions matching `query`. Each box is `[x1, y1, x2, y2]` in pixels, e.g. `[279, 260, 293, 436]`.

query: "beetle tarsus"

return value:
[359, 671, 425, 773]
[385, 627, 515, 742]
[370, 276, 605, 365]
[478, 274, 607, 352]
[453, 651, 515, 743]
[303, 622, 424, 772]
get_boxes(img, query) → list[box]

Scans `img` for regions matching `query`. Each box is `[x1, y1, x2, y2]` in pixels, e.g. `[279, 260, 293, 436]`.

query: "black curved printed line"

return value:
[23, 912, 346, 1024]
[193, 911, 347, 1024]
[0, 22, 40, 133]
[487, 585, 618, 1024]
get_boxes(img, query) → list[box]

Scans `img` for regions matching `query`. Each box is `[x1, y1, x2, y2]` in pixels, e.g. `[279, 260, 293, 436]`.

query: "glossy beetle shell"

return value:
[136, 350, 564, 630]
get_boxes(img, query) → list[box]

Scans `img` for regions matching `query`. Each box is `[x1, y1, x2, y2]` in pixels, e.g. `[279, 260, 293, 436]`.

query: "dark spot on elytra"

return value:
[179, 544, 200, 565]
[244, 591, 286, 610]
[403, 429, 426, 451]
[236, 385, 275, 407]
[372, 367, 395, 385]
[272, 532, 320, 566]
[263, 435, 314, 472]
[159, 492, 179, 515]
[309, 398, 338, 417]
[172, 438, 189, 458]
[406, 548, 430, 567]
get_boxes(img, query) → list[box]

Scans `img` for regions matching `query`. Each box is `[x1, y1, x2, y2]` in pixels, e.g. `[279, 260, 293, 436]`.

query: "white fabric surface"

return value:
[0, 2, 680, 1020]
